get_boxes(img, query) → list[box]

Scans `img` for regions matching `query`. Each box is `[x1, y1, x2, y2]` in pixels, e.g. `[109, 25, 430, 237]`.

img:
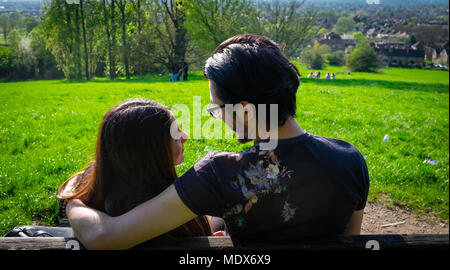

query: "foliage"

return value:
[346, 32, 378, 72]
[300, 42, 330, 69]
[185, 0, 258, 52]
[325, 50, 345, 66]
[257, 0, 318, 58]
[0, 46, 12, 77]
[6, 29, 37, 79]
[334, 16, 356, 35]
[1, 0, 320, 79]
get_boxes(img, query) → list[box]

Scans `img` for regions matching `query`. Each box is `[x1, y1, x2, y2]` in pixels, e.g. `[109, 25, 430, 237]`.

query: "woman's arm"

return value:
[344, 209, 364, 235]
[66, 184, 197, 250]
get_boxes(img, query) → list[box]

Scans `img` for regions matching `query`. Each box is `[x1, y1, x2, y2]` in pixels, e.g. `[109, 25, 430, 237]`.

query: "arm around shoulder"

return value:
[66, 199, 112, 250]
[66, 185, 197, 250]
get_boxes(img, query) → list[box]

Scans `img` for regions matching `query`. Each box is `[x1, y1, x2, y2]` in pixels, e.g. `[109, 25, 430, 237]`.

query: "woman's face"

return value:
[171, 120, 188, 165]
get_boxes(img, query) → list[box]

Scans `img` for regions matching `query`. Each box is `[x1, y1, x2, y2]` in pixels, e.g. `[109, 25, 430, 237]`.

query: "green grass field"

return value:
[0, 66, 448, 235]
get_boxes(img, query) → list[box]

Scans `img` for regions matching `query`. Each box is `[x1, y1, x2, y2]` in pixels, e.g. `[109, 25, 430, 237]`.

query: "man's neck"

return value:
[277, 117, 306, 140]
[254, 117, 305, 142]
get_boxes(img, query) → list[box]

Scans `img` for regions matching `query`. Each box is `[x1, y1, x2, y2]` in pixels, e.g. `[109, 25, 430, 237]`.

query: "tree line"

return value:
[0, 0, 318, 80]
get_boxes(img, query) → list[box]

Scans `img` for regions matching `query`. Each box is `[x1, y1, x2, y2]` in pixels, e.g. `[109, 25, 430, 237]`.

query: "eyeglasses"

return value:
[206, 103, 226, 118]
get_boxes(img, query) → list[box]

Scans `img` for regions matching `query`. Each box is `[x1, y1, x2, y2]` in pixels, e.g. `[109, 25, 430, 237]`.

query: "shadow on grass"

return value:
[300, 78, 449, 94]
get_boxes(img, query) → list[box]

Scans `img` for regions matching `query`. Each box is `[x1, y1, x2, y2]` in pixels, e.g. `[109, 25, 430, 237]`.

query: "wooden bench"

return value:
[0, 226, 448, 250]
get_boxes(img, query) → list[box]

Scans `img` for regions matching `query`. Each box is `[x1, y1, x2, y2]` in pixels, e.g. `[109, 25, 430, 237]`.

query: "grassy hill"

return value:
[0, 66, 448, 235]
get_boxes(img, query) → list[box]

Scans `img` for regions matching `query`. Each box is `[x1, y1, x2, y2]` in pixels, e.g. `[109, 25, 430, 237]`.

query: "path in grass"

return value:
[0, 67, 448, 235]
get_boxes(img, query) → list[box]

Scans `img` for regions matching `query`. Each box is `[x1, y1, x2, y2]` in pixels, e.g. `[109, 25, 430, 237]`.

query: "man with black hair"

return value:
[65, 34, 369, 249]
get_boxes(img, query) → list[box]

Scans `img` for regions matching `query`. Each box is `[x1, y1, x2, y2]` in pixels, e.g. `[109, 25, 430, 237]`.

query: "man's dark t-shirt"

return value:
[174, 132, 369, 244]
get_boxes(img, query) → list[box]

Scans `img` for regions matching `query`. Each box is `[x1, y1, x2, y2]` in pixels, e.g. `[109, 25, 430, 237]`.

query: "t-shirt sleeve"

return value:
[173, 152, 232, 217]
[355, 153, 370, 211]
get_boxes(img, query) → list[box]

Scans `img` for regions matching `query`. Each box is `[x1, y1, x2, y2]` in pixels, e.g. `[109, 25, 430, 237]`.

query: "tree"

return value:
[334, 16, 356, 35]
[102, 0, 117, 79]
[29, 25, 61, 78]
[415, 26, 448, 47]
[150, 0, 188, 73]
[325, 50, 345, 66]
[0, 46, 12, 77]
[42, 0, 82, 79]
[0, 14, 8, 43]
[317, 10, 338, 29]
[133, 0, 145, 75]
[300, 42, 330, 69]
[79, 0, 90, 80]
[23, 18, 39, 33]
[346, 33, 377, 72]
[7, 29, 38, 78]
[8, 12, 23, 31]
[117, 0, 131, 79]
[74, 3, 82, 79]
[258, 0, 318, 58]
[185, 0, 259, 52]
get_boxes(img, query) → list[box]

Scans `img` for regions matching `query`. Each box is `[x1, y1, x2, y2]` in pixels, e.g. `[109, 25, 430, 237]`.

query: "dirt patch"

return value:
[361, 200, 449, 234]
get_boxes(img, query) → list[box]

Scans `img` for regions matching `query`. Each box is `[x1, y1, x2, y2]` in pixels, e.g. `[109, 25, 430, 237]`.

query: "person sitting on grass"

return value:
[326, 72, 331, 79]
[58, 99, 228, 247]
[331, 73, 336, 79]
[307, 72, 314, 78]
[170, 72, 179, 82]
[65, 34, 369, 250]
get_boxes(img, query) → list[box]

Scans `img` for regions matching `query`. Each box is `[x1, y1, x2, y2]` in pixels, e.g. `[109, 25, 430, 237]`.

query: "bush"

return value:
[325, 50, 345, 66]
[310, 53, 325, 69]
[0, 46, 12, 77]
[346, 33, 378, 72]
[300, 43, 330, 70]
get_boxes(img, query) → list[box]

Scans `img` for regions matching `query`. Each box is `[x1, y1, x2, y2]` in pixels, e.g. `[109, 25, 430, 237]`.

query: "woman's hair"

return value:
[204, 34, 300, 126]
[58, 99, 211, 238]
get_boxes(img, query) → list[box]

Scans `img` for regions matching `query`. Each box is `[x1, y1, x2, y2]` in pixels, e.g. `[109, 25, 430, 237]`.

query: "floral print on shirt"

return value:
[223, 147, 297, 225]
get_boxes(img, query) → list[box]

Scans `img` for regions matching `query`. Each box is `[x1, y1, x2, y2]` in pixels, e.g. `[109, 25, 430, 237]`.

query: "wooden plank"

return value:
[0, 234, 448, 250]
[0, 237, 78, 250]
[143, 234, 449, 250]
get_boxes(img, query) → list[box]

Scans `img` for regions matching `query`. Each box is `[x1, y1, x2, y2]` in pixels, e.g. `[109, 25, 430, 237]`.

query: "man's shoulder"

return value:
[309, 133, 365, 165]
[194, 151, 242, 169]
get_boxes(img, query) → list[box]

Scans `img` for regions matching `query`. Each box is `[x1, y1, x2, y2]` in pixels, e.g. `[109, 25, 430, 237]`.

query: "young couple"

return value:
[58, 34, 369, 250]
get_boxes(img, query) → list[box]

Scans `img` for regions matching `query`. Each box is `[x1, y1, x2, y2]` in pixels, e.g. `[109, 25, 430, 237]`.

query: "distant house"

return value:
[375, 47, 425, 67]
[412, 40, 449, 65]
[319, 31, 356, 51]
[374, 41, 406, 50]
[432, 41, 449, 65]
[433, 47, 449, 65]
[411, 41, 424, 51]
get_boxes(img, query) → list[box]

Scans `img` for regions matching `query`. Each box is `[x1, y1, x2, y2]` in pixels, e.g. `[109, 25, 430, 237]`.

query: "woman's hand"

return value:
[66, 199, 113, 249]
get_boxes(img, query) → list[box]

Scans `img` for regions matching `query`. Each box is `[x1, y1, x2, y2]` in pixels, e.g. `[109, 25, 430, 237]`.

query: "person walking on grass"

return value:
[64, 34, 369, 249]
[181, 61, 189, 81]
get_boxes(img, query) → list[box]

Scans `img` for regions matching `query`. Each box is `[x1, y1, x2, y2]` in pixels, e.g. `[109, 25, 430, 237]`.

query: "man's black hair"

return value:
[204, 34, 300, 126]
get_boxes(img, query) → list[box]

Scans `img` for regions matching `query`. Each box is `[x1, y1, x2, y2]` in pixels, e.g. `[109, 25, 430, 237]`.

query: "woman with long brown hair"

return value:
[58, 99, 215, 245]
